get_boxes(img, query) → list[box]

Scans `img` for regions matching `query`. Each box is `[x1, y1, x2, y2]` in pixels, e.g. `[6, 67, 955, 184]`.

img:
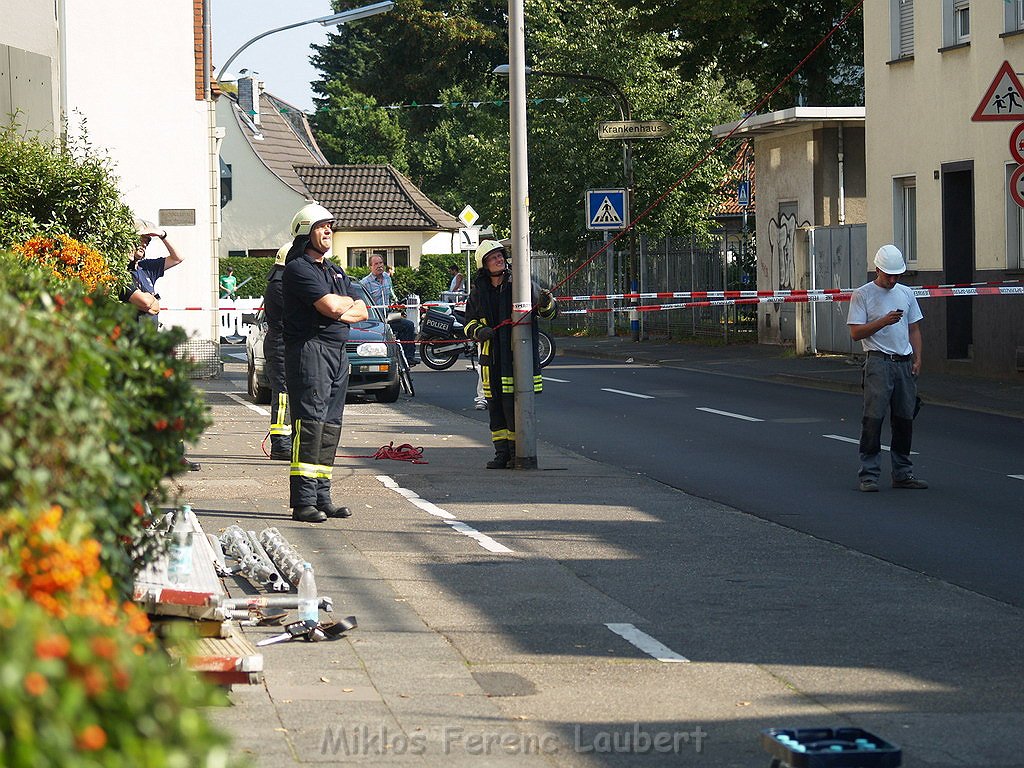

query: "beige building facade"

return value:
[865, 0, 1024, 375]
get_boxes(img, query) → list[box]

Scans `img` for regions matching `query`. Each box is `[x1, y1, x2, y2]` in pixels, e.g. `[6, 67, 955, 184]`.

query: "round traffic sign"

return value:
[1011, 124, 1024, 163]
[1010, 164, 1024, 209]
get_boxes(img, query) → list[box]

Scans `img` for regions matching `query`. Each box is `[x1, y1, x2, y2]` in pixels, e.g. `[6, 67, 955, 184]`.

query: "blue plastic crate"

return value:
[761, 727, 901, 768]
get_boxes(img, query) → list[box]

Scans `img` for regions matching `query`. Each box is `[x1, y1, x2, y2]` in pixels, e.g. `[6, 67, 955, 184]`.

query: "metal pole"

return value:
[507, 0, 537, 468]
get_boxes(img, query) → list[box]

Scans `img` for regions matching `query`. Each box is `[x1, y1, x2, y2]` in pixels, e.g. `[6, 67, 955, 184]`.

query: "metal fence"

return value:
[534, 232, 757, 342]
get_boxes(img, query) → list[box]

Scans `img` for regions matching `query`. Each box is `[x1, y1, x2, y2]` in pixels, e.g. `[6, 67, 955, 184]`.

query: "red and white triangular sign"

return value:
[973, 61, 1024, 122]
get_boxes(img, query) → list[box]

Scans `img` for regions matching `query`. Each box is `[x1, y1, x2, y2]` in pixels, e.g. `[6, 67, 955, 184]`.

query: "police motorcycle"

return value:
[417, 301, 555, 371]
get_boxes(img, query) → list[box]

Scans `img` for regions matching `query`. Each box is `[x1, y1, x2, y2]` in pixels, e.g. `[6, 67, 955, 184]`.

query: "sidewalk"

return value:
[184, 358, 1024, 767]
[554, 335, 1024, 419]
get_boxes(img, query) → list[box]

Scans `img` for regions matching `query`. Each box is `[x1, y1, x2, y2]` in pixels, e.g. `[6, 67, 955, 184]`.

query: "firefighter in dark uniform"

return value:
[282, 204, 368, 523]
[264, 244, 291, 460]
[463, 240, 557, 469]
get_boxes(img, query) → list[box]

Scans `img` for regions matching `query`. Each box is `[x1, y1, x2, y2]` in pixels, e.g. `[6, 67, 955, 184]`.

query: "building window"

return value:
[893, 177, 917, 264]
[944, 0, 970, 46]
[1006, 164, 1024, 269]
[347, 246, 410, 269]
[891, 0, 914, 58]
[1005, 0, 1024, 33]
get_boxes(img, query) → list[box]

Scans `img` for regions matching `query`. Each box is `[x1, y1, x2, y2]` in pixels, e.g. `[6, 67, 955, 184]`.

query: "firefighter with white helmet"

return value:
[281, 203, 368, 522]
[262, 243, 292, 460]
[847, 244, 927, 492]
[463, 239, 558, 468]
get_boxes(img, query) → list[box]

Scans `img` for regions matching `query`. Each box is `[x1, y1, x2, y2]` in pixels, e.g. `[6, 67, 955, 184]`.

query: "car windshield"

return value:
[349, 282, 387, 322]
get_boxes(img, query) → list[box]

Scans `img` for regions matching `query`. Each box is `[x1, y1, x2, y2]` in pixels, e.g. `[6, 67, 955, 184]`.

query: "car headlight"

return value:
[355, 342, 389, 357]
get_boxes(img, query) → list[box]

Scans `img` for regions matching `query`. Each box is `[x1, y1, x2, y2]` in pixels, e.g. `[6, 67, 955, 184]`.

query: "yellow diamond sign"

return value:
[458, 205, 479, 227]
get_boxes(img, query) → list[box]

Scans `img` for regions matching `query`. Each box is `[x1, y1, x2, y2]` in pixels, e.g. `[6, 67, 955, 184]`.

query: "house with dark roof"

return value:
[216, 75, 327, 259]
[294, 164, 461, 269]
[217, 75, 460, 268]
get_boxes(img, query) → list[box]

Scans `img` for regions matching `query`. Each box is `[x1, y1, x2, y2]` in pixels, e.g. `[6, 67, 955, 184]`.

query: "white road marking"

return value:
[542, 376, 570, 383]
[605, 623, 689, 663]
[601, 388, 654, 400]
[823, 434, 918, 455]
[374, 475, 512, 554]
[696, 407, 763, 422]
[226, 392, 269, 416]
[1010, 475, 1024, 481]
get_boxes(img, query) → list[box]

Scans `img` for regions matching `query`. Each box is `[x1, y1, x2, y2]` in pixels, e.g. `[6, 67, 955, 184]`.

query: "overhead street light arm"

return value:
[218, 1, 394, 79]
[492, 63, 631, 120]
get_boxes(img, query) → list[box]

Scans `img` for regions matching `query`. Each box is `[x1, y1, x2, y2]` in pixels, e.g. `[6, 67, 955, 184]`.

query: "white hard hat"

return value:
[290, 203, 334, 238]
[275, 244, 290, 265]
[873, 244, 906, 275]
[474, 239, 506, 269]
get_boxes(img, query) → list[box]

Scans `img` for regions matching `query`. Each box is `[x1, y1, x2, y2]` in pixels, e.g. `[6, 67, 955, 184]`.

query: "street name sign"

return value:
[597, 120, 673, 140]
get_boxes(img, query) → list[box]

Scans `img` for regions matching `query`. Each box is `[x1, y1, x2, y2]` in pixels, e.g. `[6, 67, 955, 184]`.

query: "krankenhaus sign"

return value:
[597, 120, 673, 140]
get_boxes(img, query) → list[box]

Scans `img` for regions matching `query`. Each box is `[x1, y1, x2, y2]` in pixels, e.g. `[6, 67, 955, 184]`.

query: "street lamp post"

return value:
[216, 1, 395, 79]
[493, 64, 638, 341]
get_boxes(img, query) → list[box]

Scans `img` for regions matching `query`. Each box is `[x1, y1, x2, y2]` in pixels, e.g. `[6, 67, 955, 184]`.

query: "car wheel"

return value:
[248, 356, 271, 404]
[375, 377, 401, 403]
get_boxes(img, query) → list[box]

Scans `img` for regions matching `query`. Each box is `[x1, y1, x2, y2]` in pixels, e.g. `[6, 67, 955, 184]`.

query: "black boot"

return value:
[318, 502, 352, 518]
[292, 505, 327, 523]
[505, 441, 516, 469]
[486, 439, 511, 469]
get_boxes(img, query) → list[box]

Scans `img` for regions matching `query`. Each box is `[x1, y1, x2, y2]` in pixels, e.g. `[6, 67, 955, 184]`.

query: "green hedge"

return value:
[219, 251, 457, 304]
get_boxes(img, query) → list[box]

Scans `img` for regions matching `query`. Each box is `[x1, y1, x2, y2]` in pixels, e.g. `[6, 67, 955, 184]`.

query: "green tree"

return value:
[309, 0, 746, 257]
[311, 81, 411, 170]
[609, 0, 864, 108]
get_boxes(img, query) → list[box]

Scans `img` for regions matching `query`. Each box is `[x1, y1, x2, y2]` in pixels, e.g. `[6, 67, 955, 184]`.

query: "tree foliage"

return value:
[609, 0, 864, 108]
[310, 0, 747, 256]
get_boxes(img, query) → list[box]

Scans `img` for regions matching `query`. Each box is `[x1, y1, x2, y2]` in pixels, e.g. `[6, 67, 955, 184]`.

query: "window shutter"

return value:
[898, 0, 914, 57]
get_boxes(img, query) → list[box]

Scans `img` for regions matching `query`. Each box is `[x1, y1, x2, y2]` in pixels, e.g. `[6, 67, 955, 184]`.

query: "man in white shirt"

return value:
[847, 244, 927, 492]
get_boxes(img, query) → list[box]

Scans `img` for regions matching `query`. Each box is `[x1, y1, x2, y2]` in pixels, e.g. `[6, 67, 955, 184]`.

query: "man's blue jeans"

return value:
[859, 355, 917, 482]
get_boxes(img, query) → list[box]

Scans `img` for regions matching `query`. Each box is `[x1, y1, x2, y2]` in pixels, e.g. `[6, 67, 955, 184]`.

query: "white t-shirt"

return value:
[846, 280, 923, 355]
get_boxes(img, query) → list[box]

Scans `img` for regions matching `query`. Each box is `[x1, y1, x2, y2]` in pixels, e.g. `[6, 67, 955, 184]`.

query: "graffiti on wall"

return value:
[767, 213, 811, 290]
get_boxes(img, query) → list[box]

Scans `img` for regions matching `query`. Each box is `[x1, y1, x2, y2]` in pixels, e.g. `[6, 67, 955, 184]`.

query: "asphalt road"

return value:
[408, 355, 1024, 608]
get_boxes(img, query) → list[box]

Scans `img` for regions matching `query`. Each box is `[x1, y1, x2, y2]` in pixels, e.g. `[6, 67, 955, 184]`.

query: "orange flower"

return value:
[154, 419, 168, 431]
[163, 368, 174, 379]
[24, 671, 48, 696]
[76, 724, 107, 751]
[173, 417, 185, 431]
[81, 667, 106, 696]
[90, 636, 117, 660]
[110, 325, 122, 342]
[35, 634, 71, 660]
[133, 501, 145, 518]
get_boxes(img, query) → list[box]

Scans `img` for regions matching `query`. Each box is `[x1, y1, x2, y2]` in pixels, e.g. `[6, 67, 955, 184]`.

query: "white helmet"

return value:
[873, 244, 906, 275]
[275, 243, 290, 266]
[290, 203, 334, 238]
[475, 239, 506, 269]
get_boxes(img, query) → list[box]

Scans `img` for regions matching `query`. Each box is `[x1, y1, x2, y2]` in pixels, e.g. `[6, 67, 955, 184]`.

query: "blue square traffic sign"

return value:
[586, 189, 627, 230]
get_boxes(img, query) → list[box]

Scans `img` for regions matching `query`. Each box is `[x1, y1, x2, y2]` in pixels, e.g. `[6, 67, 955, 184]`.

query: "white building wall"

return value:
[0, 0, 60, 135]
[216, 100, 306, 258]
[865, 0, 1024, 272]
[62, 1, 217, 341]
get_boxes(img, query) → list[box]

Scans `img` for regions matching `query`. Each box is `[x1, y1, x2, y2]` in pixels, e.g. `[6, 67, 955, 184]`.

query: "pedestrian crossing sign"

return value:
[586, 189, 627, 230]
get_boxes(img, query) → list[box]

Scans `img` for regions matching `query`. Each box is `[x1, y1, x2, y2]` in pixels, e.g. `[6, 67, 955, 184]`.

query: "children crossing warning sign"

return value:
[586, 189, 627, 230]
[972, 61, 1024, 121]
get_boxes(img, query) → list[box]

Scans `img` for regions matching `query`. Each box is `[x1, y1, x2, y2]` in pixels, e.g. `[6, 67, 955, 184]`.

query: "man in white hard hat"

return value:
[463, 240, 557, 468]
[282, 203, 368, 522]
[847, 244, 927, 492]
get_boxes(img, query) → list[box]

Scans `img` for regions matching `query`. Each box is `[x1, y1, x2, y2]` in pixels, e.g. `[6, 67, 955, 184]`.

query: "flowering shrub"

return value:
[0, 507, 236, 768]
[14, 234, 118, 292]
[0, 252, 210, 588]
